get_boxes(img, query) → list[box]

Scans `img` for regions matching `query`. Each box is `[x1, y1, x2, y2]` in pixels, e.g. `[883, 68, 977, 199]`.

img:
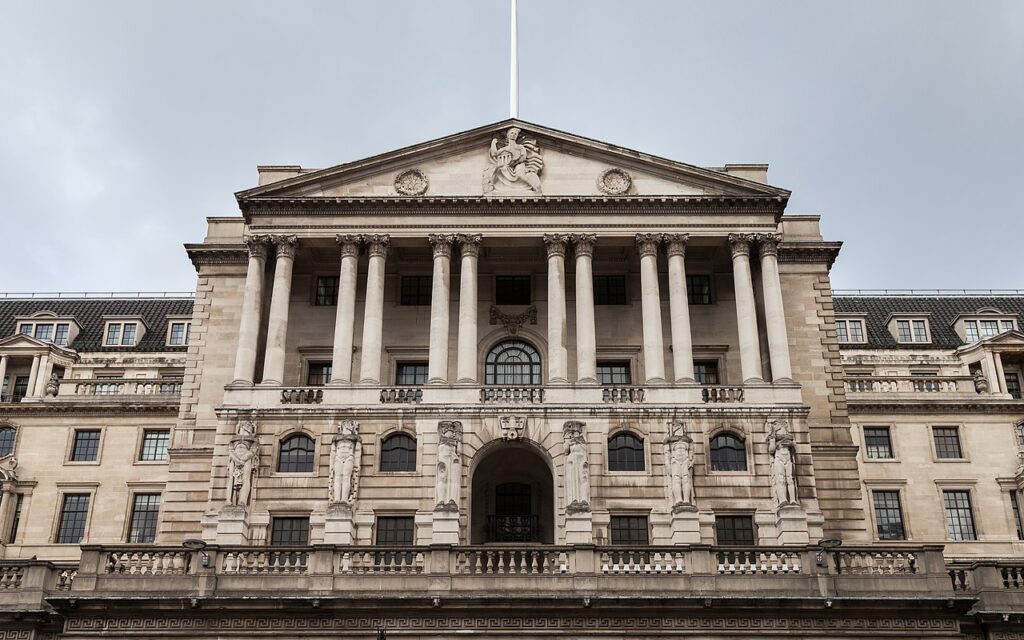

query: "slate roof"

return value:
[0, 297, 194, 353]
[833, 295, 1024, 350]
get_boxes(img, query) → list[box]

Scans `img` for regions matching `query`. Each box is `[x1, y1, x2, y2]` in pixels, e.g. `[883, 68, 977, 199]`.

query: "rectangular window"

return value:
[395, 362, 429, 386]
[1005, 373, 1022, 400]
[593, 275, 627, 305]
[70, 430, 101, 462]
[863, 427, 894, 459]
[933, 426, 963, 459]
[715, 515, 755, 545]
[686, 275, 712, 305]
[837, 319, 865, 343]
[307, 362, 333, 386]
[139, 429, 170, 461]
[121, 323, 137, 346]
[270, 516, 310, 545]
[168, 322, 191, 346]
[872, 490, 906, 540]
[609, 515, 649, 545]
[105, 322, 138, 346]
[399, 275, 432, 306]
[836, 320, 849, 343]
[56, 494, 91, 544]
[896, 320, 912, 342]
[11, 377, 29, 403]
[1012, 491, 1024, 541]
[965, 321, 980, 342]
[596, 362, 631, 385]
[981, 320, 999, 337]
[375, 516, 415, 546]
[34, 324, 53, 341]
[694, 361, 720, 385]
[128, 494, 161, 543]
[943, 490, 977, 541]
[54, 323, 70, 346]
[18, 324, 32, 336]
[105, 323, 121, 346]
[9, 494, 23, 543]
[912, 320, 927, 342]
[1002, 320, 1016, 332]
[495, 275, 531, 306]
[315, 276, 339, 306]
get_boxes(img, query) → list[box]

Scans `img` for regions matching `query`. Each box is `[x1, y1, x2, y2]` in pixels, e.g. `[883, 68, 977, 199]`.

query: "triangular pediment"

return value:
[0, 333, 77, 358]
[236, 119, 790, 202]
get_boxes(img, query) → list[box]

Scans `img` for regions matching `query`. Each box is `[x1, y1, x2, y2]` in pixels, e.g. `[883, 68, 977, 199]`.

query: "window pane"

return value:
[933, 427, 963, 459]
[11, 377, 29, 403]
[943, 490, 976, 541]
[709, 434, 746, 471]
[169, 322, 187, 346]
[872, 491, 905, 540]
[694, 361, 720, 385]
[608, 433, 644, 471]
[1006, 374, 1022, 400]
[70, 430, 101, 462]
[400, 275, 432, 305]
[610, 516, 649, 545]
[912, 320, 927, 342]
[495, 276, 531, 306]
[0, 427, 14, 458]
[34, 324, 53, 341]
[380, 434, 416, 472]
[593, 275, 627, 305]
[715, 515, 755, 545]
[596, 362, 631, 385]
[395, 363, 429, 386]
[485, 340, 542, 385]
[835, 320, 848, 343]
[849, 320, 865, 342]
[315, 276, 339, 306]
[105, 324, 121, 345]
[981, 320, 999, 337]
[1002, 320, 1015, 332]
[686, 275, 712, 305]
[129, 494, 161, 543]
[863, 427, 893, 459]
[121, 323, 137, 345]
[307, 362, 332, 386]
[139, 430, 170, 461]
[376, 516, 414, 545]
[56, 494, 90, 544]
[965, 321, 979, 342]
[19, 324, 32, 336]
[54, 323, 70, 346]
[278, 435, 315, 472]
[270, 517, 310, 545]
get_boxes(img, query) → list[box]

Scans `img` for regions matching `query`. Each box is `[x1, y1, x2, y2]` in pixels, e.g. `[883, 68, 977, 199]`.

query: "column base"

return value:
[259, 379, 283, 386]
[643, 377, 667, 385]
[673, 377, 696, 384]
[327, 379, 353, 387]
[742, 377, 765, 385]
[771, 377, 796, 385]
[455, 378, 478, 384]
[359, 378, 381, 385]
[229, 379, 255, 387]
[324, 503, 355, 545]
[427, 378, 449, 385]
[575, 377, 599, 385]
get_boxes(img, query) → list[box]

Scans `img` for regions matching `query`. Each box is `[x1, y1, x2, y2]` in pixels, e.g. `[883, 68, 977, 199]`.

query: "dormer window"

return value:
[16, 321, 72, 346]
[891, 318, 930, 344]
[167, 321, 192, 347]
[963, 318, 1016, 343]
[105, 321, 139, 347]
[836, 318, 866, 344]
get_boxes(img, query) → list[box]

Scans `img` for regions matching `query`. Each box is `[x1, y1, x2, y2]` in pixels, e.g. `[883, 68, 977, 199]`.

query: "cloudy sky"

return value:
[1, 1, 1021, 293]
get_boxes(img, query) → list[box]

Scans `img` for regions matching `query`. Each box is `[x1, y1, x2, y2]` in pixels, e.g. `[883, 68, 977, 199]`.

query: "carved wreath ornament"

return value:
[394, 169, 429, 196]
[597, 168, 632, 195]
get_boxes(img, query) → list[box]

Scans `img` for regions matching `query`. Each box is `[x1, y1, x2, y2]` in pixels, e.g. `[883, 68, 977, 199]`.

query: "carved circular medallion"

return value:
[597, 168, 632, 195]
[394, 169, 428, 196]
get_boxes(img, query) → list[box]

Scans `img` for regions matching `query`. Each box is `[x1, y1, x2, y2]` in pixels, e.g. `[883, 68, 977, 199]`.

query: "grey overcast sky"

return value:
[1, 1, 1021, 293]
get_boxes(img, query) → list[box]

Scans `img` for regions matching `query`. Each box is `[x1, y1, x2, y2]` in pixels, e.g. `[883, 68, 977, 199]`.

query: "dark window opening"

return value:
[70, 430, 101, 462]
[128, 493, 161, 543]
[597, 362, 631, 385]
[495, 275, 531, 306]
[709, 433, 747, 471]
[56, 494, 90, 544]
[872, 490, 905, 540]
[694, 361, 720, 385]
[375, 516, 415, 546]
[270, 516, 310, 545]
[715, 515, 755, 545]
[608, 433, 645, 471]
[610, 515, 649, 545]
[593, 275, 627, 305]
[933, 427, 963, 459]
[380, 434, 417, 472]
[278, 435, 315, 473]
[307, 362, 332, 386]
[315, 276, 339, 306]
[687, 275, 712, 305]
[395, 362, 428, 386]
[400, 276, 432, 306]
[863, 427, 894, 459]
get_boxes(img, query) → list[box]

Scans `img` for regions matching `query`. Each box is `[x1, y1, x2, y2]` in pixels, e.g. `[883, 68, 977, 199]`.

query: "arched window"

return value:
[380, 433, 417, 472]
[0, 427, 14, 458]
[709, 433, 747, 471]
[485, 340, 541, 385]
[608, 432, 645, 471]
[277, 434, 315, 473]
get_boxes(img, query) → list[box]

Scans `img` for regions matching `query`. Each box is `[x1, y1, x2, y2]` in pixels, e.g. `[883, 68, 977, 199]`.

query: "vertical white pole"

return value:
[510, 0, 518, 118]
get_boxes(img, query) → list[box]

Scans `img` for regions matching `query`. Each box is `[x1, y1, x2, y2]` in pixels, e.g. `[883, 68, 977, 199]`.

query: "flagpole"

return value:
[510, 0, 518, 118]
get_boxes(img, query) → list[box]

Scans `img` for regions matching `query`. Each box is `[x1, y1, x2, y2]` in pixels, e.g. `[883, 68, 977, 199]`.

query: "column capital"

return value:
[457, 233, 483, 258]
[362, 234, 391, 258]
[244, 235, 270, 260]
[728, 233, 755, 258]
[570, 233, 597, 258]
[663, 233, 690, 258]
[635, 233, 662, 257]
[428, 234, 457, 258]
[756, 233, 783, 258]
[543, 233, 570, 258]
[271, 235, 298, 259]
[335, 234, 361, 258]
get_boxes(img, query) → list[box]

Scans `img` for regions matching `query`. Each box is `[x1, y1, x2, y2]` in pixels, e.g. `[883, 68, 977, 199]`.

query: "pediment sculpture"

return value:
[483, 127, 543, 195]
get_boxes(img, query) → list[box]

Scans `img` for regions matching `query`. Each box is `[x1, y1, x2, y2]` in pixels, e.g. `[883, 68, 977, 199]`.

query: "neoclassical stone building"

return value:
[0, 120, 1021, 638]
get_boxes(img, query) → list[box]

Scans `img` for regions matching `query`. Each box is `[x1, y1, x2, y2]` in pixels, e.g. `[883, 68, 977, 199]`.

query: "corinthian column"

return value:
[330, 235, 361, 384]
[664, 234, 695, 382]
[427, 234, 455, 384]
[359, 234, 390, 384]
[728, 234, 763, 383]
[261, 235, 298, 385]
[456, 234, 482, 383]
[231, 235, 268, 385]
[544, 234, 570, 383]
[757, 234, 793, 382]
[636, 234, 666, 383]
[572, 234, 598, 384]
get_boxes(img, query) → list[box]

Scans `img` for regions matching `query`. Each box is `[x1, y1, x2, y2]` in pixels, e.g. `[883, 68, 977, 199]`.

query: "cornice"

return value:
[184, 243, 248, 271]
[848, 399, 1024, 414]
[777, 241, 843, 270]
[0, 401, 179, 417]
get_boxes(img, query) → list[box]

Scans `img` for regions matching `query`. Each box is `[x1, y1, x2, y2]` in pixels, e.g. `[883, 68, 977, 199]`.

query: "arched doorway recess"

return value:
[470, 441, 554, 544]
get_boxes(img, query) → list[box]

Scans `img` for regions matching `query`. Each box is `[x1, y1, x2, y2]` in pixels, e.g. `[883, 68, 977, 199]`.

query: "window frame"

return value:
[686, 274, 713, 305]
[596, 361, 632, 386]
[137, 428, 171, 463]
[313, 275, 340, 306]
[693, 359, 721, 386]
[835, 317, 867, 344]
[941, 488, 978, 541]
[54, 492, 93, 544]
[102, 319, 144, 347]
[270, 515, 311, 546]
[375, 515, 416, 546]
[607, 431, 645, 473]
[931, 425, 967, 461]
[16, 320, 74, 346]
[870, 489, 907, 541]
[609, 514, 651, 545]
[306, 361, 333, 386]
[0, 425, 17, 459]
[889, 316, 931, 344]
[127, 492, 162, 543]
[67, 428, 104, 464]
[399, 275, 432, 306]
[714, 514, 756, 546]
[707, 431, 749, 473]
[861, 425, 897, 461]
[379, 432, 418, 473]
[958, 315, 1018, 343]
[494, 275, 532, 306]
[592, 274, 628, 306]
[394, 362, 429, 386]
[166, 320, 192, 347]
[484, 339, 543, 386]
[276, 433, 317, 474]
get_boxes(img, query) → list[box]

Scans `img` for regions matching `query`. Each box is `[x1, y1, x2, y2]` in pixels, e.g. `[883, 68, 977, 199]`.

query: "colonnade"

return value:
[230, 232, 793, 387]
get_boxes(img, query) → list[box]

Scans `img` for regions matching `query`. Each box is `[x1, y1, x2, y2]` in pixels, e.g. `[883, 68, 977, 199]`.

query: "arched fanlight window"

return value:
[608, 432, 645, 471]
[485, 340, 542, 385]
[380, 433, 417, 472]
[709, 433, 747, 471]
[0, 427, 14, 458]
[277, 434, 315, 473]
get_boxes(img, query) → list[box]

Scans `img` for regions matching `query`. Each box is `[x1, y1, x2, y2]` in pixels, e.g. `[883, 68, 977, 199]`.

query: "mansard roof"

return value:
[0, 297, 194, 352]
[833, 295, 1024, 349]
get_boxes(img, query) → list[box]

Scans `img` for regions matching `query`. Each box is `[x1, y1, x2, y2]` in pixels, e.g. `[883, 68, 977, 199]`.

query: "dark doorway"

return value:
[471, 443, 554, 544]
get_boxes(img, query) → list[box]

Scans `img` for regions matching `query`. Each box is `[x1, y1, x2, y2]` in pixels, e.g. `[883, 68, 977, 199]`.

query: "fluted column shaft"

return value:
[359, 235, 390, 384]
[261, 235, 298, 386]
[665, 234, 695, 382]
[330, 235, 361, 384]
[757, 234, 793, 382]
[456, 235, 482, 383]
[729, 234, 763, 383]
[572, 234, 598, 384]
[231, 236, 268, 384]
[636, 234, 666, 383]
[427, 235, 455, 383]
[544, 234, 570, 383]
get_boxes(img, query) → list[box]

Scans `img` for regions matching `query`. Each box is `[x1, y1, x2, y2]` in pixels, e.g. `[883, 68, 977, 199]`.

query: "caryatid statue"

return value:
[767, 417, 798, 508]
[227, 418, 260, 507]
[434, 421, 463, 512]
[482, 127, 543, 194]
[563, 421, 591, 514]
[665, 421, 695, 511]
[329, 420, 362, 506]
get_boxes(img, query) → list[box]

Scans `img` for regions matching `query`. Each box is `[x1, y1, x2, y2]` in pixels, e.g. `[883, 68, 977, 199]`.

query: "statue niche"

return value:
[482, 127, 543, 195]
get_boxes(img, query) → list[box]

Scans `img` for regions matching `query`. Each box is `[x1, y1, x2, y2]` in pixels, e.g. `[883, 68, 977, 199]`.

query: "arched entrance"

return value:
[470, 441, 554, 544]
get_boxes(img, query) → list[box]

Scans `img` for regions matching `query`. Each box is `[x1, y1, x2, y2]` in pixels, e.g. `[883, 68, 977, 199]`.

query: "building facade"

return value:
[0, 120, 1020, 638]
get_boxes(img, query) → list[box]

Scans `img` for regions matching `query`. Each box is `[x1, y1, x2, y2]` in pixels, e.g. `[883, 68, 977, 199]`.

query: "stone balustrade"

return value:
[379, 387, 423, 404]
[602, 386, 645, 403]
[0, 560, 80, 610]
[702, 386, 745, 403]
[54, 378, 183, 399]
[480, 387, 545, 404]
[845, 376, 976, 395]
